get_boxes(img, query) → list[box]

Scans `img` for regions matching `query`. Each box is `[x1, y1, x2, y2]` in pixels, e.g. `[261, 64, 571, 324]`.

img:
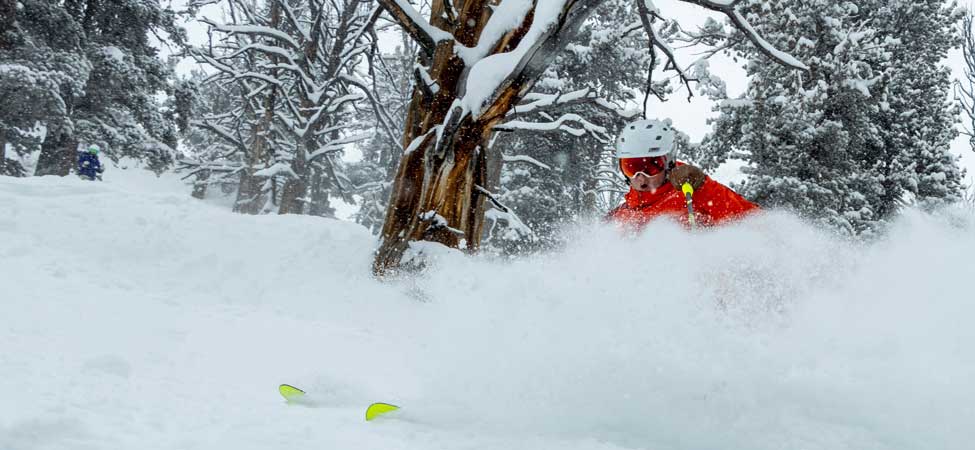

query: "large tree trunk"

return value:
[234, 114, 273, 213]
[0, 0, 15, 50]
[278, 148, 307, 215]
[372, 0, 604, 277]
[0, 131, 7, 175]
[233, 1, 282, 215]
[35, 131, 77, 176]
[306, 165, 336, 217]
[191, 169, 210, 199]
[234, 159, 268, 214]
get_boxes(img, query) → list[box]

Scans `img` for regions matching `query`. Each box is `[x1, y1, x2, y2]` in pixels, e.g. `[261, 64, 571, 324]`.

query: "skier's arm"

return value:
[695, 178, 759, 224]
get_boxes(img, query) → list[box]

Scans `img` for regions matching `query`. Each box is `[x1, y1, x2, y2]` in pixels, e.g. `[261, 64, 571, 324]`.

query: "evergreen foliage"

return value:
[1, 0, 184, 176]
[703, 0, 965, 235]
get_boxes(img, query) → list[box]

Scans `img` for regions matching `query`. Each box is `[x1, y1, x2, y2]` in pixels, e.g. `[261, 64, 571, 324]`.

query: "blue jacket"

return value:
[78, 152, 103, 180]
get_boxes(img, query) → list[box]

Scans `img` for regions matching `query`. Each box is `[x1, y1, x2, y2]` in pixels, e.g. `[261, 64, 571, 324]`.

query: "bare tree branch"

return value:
[956, 11, 975, 147]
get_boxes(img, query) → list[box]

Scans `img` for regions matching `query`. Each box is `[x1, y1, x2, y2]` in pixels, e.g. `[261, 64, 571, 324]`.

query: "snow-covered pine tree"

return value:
[0, 0, 90, 177]
[876, 2, 965, 212]
[31, 0, 185, 176]
[703, 0, 964, 235]
[190, 0, 381, 215]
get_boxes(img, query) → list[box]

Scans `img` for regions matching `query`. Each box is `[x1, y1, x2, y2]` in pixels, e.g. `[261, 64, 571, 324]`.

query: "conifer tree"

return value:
[703, 0, 964, 234]
[31, 0, 185, 176]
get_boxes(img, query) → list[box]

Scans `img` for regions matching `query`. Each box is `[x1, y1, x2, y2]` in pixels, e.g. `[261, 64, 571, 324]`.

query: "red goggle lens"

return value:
[620, 156, 667, 178]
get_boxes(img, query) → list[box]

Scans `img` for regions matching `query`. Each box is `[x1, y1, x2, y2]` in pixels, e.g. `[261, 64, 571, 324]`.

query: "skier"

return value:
[78, 145, 105, 181]
[606, 119, 758, 228]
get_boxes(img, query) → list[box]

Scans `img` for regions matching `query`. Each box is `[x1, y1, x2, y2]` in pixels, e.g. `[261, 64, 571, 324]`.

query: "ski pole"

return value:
[681, 182, 697, 231]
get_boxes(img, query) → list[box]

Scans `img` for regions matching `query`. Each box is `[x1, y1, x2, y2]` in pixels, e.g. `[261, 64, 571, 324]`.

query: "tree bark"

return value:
[0, 131, 27, 178]
[233, 1, 282, 215]
[191, 169, 210, 199]
[35, 131, 77, 176]
[233, 132, 271, 214]
[0, 130, 7, 175]
[0, 0, 15, 50]
[373, 0, 605, 277]
[278, 149, 307, 214]
[307, 165, 335, 217]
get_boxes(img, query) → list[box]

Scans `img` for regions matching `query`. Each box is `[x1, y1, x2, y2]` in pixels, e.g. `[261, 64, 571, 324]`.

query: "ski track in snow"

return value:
[1, 170, 974, 450]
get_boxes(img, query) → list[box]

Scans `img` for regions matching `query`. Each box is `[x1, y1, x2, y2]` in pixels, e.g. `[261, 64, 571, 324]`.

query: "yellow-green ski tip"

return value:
[279, 384, 306, 402]
[365, 402, 400, 421]
[681, 182, 695, 197]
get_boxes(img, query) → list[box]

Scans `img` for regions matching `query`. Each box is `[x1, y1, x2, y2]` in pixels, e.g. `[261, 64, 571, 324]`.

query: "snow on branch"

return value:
[454, 0, 535, 65]
[419, 210, 466, 236]
[201, 19, 302, 51]
[190, 119, 248, 153]
[676, 0, 808, 71]
[462, 0, 602, 118]
[375, 0, 454, 56]
[494, 113, 611, 141]
[511, 88, 640, 118]
[502, 153, 552, 170]
[476, 185, 536, 242]
[273, 0, 312, 43]
[308, 133, 372, 161]
[253, 162, 299, 179]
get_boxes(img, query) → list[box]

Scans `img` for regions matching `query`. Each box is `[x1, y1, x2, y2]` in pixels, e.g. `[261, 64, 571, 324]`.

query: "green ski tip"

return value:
[279, 384, 306, 403]
[365, 402, 400, 421]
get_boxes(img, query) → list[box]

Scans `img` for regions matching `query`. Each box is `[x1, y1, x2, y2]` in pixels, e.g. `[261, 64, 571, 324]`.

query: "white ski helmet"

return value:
[615, 119, 675, 159]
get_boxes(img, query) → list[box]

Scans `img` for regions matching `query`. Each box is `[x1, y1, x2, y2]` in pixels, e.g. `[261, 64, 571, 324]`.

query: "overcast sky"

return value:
[168, 0, 975, 184]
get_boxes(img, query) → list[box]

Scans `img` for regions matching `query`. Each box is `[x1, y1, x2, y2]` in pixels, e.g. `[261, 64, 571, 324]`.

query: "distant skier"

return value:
[606, 119, 758, 228]
[78, 145, 105, 181]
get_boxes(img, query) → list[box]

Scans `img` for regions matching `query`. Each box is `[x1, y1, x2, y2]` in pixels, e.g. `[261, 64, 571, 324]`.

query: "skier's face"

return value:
[629, 171, 667, 192]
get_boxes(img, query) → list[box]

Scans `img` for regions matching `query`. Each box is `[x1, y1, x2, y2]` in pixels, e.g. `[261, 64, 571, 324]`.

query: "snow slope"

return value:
[2, 170, 975, 450]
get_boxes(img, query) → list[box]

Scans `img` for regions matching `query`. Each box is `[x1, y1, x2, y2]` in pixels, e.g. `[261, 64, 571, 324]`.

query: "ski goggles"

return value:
[620, 156, 668, 178]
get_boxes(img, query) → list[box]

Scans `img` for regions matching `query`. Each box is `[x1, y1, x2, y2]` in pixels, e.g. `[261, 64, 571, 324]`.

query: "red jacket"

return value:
[607, 176, 758, 229]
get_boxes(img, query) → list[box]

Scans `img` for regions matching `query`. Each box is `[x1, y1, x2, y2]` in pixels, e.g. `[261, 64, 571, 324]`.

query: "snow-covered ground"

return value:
[2, 169, 975, 450]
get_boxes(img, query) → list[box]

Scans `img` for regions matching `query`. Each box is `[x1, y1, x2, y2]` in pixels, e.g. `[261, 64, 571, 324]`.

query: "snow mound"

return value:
[1, 171, 973, 450]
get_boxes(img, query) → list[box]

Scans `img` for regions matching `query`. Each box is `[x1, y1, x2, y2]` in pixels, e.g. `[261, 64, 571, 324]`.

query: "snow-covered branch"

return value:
[676, 0, 808, 70]
[502, 153, 552, 170]
[494, 113, 611, 141]
[477, 185, 537, 243]
[200, 18, 302, 51]
[374, 0, 453, 57]
[510, 88, 639, 119]
[190, 119, 248, 153]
